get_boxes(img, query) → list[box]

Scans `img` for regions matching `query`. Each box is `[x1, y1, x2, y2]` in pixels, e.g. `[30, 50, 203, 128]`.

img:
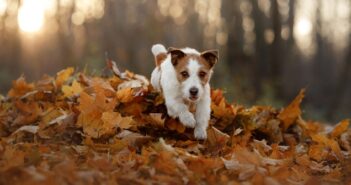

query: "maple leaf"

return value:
[7, 76, 34, 98]
[77, 90, 133, 138]
[278, 89, 305, 130]
[55, 67, 74, 87]
[13, 101, 41, 126]
[101, 111, 134, 130]
[1, 65, 351, 185]
[62, 80, 83, 97]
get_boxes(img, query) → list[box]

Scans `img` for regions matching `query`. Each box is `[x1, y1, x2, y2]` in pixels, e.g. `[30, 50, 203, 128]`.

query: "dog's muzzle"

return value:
[189, 87, 199, 101]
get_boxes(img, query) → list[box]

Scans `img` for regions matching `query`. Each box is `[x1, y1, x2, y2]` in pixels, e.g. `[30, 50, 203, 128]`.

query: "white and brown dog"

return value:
[150, 44, 218, 139]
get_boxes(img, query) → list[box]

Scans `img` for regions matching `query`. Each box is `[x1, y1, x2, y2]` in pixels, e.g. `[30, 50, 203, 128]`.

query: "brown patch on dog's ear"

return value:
[201, 50, 218, 68]
[168, 47, 186, 66]
[155, 53, 167, 67]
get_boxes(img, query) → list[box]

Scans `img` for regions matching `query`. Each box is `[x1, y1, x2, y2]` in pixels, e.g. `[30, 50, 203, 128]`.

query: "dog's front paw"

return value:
[167, 107, 177, 118]
[194, 126, 207, 140]
[179, 111, 196, 128]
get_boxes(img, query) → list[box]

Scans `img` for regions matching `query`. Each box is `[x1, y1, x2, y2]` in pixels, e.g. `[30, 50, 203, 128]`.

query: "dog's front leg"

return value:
[164, 96, 196, 128]
[194, 87, 211, 139]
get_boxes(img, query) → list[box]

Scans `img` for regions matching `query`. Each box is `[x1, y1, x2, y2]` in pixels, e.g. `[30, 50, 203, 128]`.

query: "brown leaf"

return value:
[278, 89, 305, 130]
[206, 126, 230, 148]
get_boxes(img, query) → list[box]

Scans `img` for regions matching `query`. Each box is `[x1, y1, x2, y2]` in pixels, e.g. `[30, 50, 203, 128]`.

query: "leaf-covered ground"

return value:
[0, 63, 351, 185]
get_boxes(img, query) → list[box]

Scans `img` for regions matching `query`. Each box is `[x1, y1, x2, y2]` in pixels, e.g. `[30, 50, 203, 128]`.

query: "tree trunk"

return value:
[270, 0, 283, 98]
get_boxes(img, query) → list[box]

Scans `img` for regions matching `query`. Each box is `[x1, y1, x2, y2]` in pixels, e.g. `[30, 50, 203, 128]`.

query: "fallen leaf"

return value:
[206, 126, 230, 149]
[56, 67, 74, 87]
[106, 59, 122, 77]
[311, 134, 342, 159]
[116, 88, 134, 103]
[165, 118, 185, 133]
[13, 125, 39, 134]
[8, 76, 34, 98]
[278, 89, 305, 130]
[330, 119, 349, 138]
[62, 80, 83, 97]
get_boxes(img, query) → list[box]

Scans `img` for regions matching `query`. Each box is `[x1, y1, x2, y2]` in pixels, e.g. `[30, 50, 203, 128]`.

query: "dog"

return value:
[150, 44, 218, 139]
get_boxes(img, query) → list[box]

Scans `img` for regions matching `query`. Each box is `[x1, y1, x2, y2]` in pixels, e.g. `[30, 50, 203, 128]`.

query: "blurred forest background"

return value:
[0, 0, 350, 123]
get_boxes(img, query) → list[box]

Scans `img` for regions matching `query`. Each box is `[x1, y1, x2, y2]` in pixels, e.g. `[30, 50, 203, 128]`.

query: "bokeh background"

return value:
[0, 0, 350, 123]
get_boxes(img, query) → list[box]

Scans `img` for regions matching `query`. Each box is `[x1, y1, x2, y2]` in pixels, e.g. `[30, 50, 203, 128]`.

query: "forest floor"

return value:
[0, 62, 351, 185]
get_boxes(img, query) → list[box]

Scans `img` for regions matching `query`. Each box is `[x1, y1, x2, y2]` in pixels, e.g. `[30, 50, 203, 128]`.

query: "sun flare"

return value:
[295, 18, 313, 37]
[18, 0, 45, 33]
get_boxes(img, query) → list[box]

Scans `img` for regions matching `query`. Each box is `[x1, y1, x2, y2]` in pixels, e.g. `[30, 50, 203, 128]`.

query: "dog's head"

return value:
[168, 47, 218, 102]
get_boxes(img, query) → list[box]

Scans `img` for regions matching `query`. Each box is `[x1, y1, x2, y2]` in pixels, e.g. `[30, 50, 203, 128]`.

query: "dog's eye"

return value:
[199, 71, 207, 78]
[181, 71, 189, 78]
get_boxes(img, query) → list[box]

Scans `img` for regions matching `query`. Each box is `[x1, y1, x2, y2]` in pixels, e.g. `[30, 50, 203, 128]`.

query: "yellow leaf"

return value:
[62, 80, 83, 97]
[56, 67, 74, 87]
[77, 113, 103, 138]
[278, 89, 305, 130]
[330, 119, 349, 138]
[79, 110, 134, 138]
[100, 111, 120, 134]
[102, 111, 134, 130]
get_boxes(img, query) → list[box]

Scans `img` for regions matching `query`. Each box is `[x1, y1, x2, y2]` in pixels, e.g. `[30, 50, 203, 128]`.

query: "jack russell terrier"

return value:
[150, 44, 218, 139]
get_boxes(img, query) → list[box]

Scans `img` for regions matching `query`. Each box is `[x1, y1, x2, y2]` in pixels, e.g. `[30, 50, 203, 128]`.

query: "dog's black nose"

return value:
[189, 87, 198, 96]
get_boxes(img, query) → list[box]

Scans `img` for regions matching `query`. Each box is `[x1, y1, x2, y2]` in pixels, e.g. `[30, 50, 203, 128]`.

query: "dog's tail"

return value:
[151, 44, 167, 56]
[151, 44, 167, 66]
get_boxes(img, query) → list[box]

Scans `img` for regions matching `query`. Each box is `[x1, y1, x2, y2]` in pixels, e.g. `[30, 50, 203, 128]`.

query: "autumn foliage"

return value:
[0, 63, 351, 185]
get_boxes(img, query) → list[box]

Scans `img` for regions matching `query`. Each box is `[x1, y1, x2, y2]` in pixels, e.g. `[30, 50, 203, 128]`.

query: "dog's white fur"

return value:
[150, 44, 214, 139]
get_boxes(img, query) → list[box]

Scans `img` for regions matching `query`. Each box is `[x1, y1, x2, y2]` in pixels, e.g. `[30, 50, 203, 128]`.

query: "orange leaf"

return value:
[311, 133, 342, 159]
[77, 92, 99, 115]
[278, 89, 305, 130]
[166, 118, 185, 133]
[330, 119, 349, 138]
[308, 144, 328, 161]
[7, 76, 34, 98]
[116, 88, 134, 103]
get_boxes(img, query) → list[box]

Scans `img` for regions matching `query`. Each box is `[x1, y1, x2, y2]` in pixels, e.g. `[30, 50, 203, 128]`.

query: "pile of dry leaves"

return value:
[0, 62, 350, 185]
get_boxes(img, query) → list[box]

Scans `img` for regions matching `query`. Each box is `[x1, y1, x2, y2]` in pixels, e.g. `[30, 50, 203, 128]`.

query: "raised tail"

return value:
[151, 44, 167, 56]
[151, 44, 167, 66]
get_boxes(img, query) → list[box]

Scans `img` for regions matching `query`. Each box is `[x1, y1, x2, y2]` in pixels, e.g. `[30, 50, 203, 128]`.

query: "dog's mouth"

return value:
[189, 96, 199, 102]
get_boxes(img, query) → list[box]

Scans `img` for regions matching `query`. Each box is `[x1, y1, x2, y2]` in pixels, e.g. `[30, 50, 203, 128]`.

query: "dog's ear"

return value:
[168, 47, 186, 66]
[201, 50, 218, 68]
